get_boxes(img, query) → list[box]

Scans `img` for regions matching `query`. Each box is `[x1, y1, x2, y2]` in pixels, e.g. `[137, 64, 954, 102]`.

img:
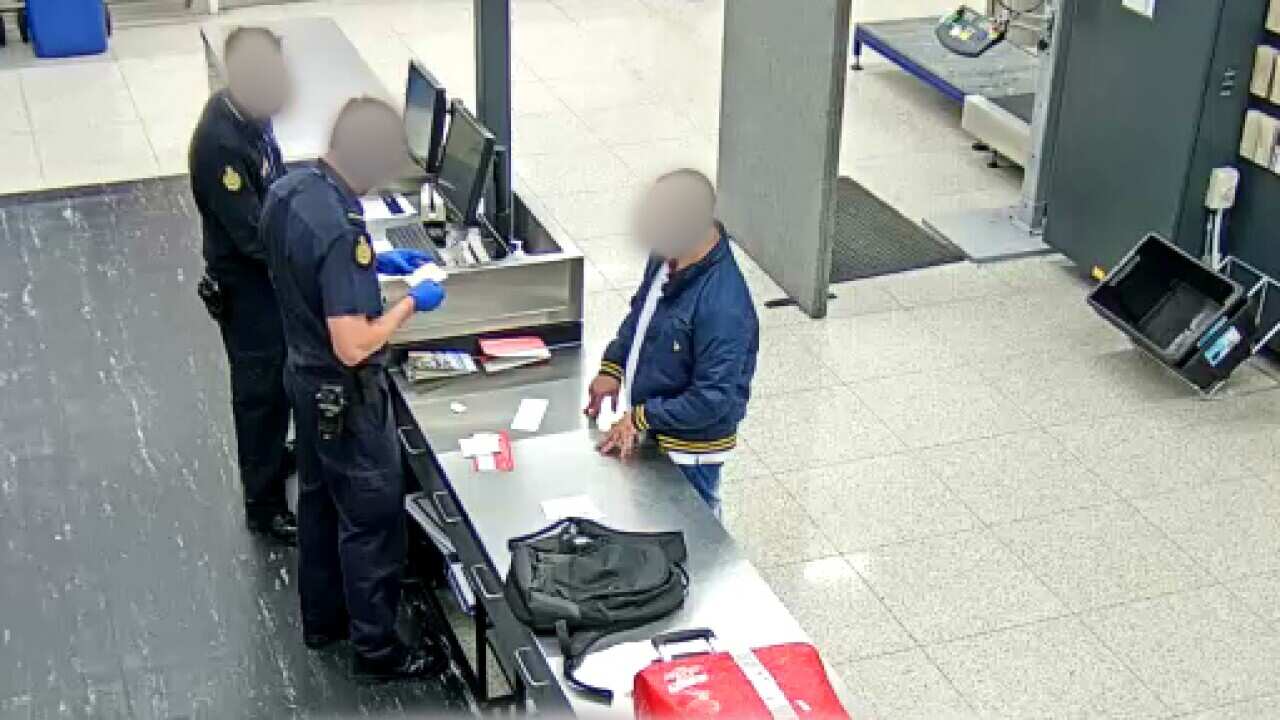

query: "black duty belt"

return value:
[288, 361, 386, 406]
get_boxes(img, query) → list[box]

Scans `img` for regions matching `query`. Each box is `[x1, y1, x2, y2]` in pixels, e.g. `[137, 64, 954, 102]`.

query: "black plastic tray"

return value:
[1088, 234, 1246, 365]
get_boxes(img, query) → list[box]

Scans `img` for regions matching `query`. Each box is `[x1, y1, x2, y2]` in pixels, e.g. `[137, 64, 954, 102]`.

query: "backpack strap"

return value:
[507, 516, 574, 548]
[556, 620, 614, 703]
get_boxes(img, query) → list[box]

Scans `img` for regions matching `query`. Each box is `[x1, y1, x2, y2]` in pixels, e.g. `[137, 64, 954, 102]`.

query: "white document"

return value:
[541, 494, 605, 521]
[408, 262, 448, 285]
[377, 263, 448, 287]
[1121, 0, 1155, 18]
[475, 454, 498, 472]
[511, 398, 549, 432]
[595, 395, 622, 433]
[459, 432, 501, 458]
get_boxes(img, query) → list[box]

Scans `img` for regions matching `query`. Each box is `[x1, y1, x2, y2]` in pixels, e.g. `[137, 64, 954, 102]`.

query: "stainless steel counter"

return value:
[392, 349, 843, 717]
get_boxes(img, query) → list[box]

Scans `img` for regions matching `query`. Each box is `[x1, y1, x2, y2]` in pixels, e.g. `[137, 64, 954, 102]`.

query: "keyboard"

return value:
[385, 222, 444, 263]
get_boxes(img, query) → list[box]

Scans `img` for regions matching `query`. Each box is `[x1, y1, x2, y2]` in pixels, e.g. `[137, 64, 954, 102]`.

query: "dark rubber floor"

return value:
[0, 177, 468, 719]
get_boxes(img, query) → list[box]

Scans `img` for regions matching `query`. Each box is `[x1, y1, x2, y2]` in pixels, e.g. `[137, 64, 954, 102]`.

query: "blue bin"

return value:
[28, 0, 109, 58]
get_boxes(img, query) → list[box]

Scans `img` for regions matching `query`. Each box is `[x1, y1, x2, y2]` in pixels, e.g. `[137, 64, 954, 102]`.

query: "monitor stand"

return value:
[419, 180, 447, 227]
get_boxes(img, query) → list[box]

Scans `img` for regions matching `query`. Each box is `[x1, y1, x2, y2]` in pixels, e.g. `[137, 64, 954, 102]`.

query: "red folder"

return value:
[478, 336, 547, 358]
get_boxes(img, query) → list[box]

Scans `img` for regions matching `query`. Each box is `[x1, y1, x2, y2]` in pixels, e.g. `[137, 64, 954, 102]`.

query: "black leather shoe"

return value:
[352, 643, 449, 683]
[304, 627, 348, 650]
[247, 511, 298, 545]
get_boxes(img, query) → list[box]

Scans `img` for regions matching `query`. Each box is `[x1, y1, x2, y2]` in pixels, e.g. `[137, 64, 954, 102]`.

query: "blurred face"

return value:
[332, 104, 408, 194]
[226, 35, 290, 119]
[634, 177, 713, 260]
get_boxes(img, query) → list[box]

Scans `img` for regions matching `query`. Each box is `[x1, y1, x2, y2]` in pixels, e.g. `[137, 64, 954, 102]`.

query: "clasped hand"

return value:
[584, 374, 639, 459]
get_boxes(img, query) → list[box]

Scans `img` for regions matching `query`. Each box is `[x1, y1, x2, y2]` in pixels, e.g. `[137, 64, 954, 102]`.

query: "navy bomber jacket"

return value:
[599, 223, 759, 455]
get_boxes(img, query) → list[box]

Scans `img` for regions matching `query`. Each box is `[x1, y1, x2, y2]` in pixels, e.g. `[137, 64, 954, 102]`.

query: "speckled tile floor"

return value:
[3, 0, 1280, 718]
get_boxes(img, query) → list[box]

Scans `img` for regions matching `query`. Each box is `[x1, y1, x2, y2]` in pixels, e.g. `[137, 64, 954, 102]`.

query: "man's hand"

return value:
[583, 374, 621, 418]
[375, 248, 433, 276]
[597, 410, 640, 460]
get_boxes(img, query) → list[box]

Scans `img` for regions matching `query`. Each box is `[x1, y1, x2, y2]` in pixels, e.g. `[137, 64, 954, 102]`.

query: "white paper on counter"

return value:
[511, 398, 549, 432]
[541, 494, 605, 521]
[459, 433, 501, 458]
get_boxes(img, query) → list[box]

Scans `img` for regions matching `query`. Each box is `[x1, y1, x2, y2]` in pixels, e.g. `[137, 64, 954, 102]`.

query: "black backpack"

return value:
[503, 517, 689, 702]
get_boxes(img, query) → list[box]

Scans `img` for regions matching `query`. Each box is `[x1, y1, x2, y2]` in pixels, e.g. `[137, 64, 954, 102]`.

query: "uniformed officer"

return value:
[261, 97, 447, 680]
[189, 26, 297, 543]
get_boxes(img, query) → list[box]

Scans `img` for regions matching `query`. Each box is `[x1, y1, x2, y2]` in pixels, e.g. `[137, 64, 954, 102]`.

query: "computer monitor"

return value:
[471, 145, 514, 257]
[437, 101, 496, 225]
[404, 60, 447, 174]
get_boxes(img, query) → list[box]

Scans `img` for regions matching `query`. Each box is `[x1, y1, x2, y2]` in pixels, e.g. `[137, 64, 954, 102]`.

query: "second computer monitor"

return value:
[404, 60, 447, 173]
[437, 101, 496, 225]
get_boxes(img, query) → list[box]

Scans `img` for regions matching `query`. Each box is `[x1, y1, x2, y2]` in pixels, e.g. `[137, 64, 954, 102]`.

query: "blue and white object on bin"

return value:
[28, 0, 108, 58]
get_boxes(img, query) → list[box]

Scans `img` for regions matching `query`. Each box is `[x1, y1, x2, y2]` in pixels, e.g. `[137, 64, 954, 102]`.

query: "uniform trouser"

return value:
[285, 367, 406, 660]
[217, 271, 291, 523]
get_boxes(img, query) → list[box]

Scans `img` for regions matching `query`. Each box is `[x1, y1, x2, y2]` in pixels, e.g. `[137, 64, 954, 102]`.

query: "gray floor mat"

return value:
[830, 176, 965, 282]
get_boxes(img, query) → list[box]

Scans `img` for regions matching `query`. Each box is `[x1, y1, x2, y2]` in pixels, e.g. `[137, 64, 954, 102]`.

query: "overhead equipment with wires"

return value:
[936, 1, 1048, 58]
[936, 6, 1008, 57]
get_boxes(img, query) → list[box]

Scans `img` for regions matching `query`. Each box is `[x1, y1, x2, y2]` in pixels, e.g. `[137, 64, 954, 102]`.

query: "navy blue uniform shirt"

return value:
[261, 160, 385, 376]
[190, 90, 286, 279]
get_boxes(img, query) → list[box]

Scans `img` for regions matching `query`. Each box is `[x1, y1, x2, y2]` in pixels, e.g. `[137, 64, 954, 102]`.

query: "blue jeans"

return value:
[678, 463, 723, 519]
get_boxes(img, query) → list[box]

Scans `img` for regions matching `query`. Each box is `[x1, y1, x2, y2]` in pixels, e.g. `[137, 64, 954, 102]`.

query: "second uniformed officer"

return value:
[189, 26, 296, 542]
[261, 97, 447, 680]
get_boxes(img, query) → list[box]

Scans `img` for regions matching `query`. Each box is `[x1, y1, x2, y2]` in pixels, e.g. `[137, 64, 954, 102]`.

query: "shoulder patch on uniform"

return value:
[222, 165, 243, 192]
[354, 234, 374, 269]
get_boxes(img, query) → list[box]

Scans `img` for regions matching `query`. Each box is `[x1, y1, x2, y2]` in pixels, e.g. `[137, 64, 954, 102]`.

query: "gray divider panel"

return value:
[717, 0, 852, 318]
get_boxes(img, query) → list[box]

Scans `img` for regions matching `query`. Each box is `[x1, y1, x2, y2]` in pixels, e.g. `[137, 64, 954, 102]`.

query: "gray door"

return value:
[1045, 0, 1226, 272]
[717, 0, 852, 318]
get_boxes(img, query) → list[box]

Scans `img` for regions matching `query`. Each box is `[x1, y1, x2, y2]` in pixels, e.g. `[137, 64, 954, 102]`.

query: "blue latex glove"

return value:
[408, 280, 445, 312]
[375, 248, 432, 276]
